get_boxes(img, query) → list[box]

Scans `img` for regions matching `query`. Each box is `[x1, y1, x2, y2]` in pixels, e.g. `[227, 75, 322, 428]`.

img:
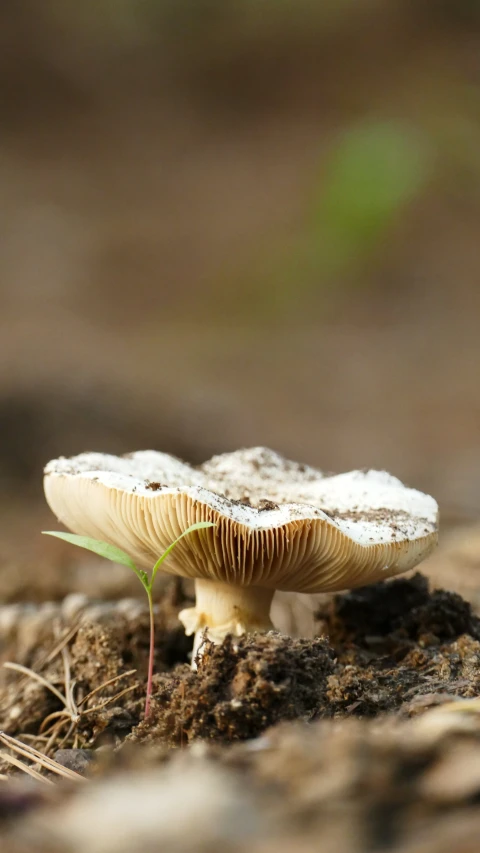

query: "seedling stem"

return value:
[43, 522, 215, 718]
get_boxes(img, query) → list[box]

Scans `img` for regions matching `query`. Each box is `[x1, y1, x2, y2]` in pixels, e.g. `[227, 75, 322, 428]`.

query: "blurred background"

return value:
[1, 0, 480, 601]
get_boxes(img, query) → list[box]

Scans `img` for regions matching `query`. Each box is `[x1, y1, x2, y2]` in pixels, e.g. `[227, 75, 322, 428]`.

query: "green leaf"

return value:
[150, 521, 216, 587]
[42, 532, 137, 572]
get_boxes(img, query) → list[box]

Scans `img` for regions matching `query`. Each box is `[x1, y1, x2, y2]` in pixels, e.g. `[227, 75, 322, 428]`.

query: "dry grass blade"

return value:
[77, 669, 137, 708]
[82, 682, 139, 716]
[2, 622, 82, 698]
[39, 710, 71, 734]
[59, 643, 79, 722]
[3, 662, 68, 707]
[18, 734, 51, 743]
[55, 722, 76, 752]
[43, 720, 71, 756]
[62, 645, 74, 712]
[0, 733, 87, 782]
[4, 659, 138, 759]
[0, 751, 53, 785]
[44, 622, 82, 665]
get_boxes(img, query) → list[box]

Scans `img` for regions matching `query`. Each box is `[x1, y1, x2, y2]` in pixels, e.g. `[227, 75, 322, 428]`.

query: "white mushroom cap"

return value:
[44, 447, 438, 593]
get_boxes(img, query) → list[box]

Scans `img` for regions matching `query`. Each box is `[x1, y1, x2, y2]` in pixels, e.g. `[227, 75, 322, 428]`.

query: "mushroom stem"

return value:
[178, 579, 275, 667]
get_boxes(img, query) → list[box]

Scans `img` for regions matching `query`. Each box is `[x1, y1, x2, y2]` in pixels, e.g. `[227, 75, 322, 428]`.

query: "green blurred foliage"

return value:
[218, 121, 431, 323]
[311, 121, 430, 270]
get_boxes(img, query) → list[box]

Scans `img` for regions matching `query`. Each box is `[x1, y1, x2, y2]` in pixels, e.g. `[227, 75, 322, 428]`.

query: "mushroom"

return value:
[44, 447, 439, 660]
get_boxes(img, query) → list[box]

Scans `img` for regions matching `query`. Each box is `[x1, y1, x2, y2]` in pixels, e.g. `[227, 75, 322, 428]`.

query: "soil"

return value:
[2, 566, 480, 851]
[131, 633, 334, 746]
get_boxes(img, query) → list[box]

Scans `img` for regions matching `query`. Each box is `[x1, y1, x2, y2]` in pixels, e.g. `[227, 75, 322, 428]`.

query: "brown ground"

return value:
[2, 561, 480, 852]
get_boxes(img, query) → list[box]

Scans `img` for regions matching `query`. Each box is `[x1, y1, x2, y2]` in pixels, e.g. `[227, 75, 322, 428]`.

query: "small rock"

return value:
[54, 749, 95, 776]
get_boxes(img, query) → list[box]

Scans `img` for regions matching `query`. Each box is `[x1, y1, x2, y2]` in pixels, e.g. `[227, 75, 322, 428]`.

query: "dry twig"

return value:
[0, 732, 86, 782]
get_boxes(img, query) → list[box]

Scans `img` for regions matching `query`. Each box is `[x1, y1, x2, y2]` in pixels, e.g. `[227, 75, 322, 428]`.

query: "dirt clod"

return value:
[323, 574, 480, 646]
[130, 632, 335, 745]
[316, 574, 480, 718]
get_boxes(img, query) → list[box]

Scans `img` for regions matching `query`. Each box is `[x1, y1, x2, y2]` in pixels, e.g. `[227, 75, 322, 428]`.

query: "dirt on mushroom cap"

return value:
[44, 448, 438, 595]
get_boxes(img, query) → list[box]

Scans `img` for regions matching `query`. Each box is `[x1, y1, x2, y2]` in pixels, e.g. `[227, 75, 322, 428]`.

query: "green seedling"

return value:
[43, 522, 215, 718]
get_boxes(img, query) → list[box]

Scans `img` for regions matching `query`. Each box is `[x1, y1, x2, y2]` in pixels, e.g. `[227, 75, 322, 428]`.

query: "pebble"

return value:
[53, 749, 95, 776]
